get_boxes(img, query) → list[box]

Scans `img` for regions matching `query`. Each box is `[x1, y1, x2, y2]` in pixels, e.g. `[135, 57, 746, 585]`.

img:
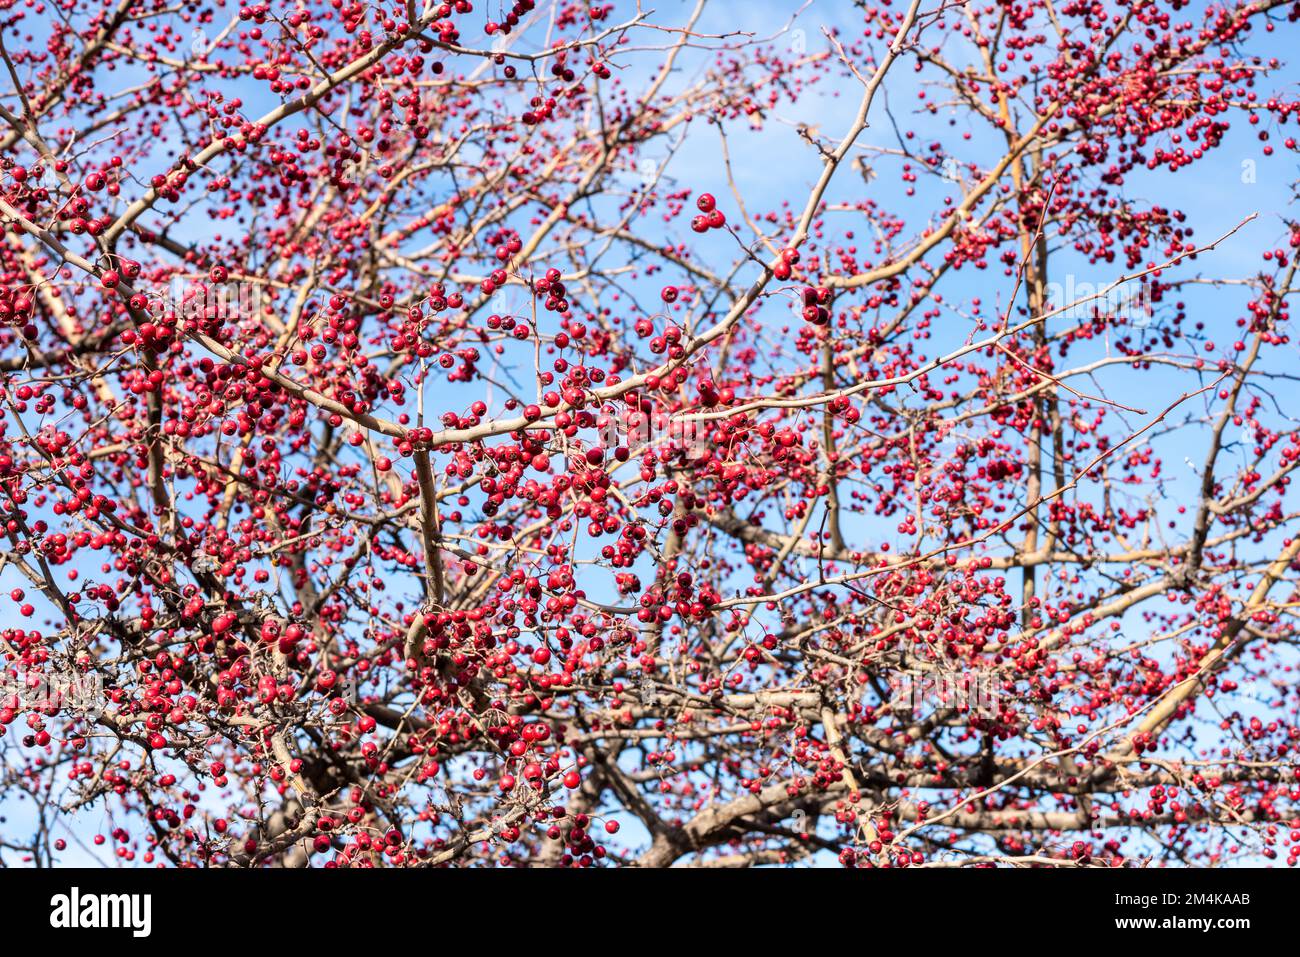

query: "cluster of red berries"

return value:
[690, 192, 726, 233]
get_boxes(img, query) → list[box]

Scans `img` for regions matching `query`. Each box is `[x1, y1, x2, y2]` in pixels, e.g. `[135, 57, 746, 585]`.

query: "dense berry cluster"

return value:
[0, 0, 1298, 868]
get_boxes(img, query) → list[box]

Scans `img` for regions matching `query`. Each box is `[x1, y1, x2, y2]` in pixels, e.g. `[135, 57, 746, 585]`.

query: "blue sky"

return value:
[2, 0, 1299, 866]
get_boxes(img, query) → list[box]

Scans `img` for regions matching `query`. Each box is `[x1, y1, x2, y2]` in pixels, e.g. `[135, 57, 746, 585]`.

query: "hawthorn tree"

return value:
[1, 0, 1299, 868]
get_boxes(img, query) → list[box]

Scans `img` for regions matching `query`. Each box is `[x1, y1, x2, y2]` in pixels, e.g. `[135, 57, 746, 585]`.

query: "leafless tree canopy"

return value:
[0, 0, 1299, 867]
